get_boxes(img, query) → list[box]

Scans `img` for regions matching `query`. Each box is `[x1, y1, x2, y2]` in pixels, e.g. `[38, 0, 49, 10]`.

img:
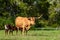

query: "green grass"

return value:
[0, 30, 60, 40]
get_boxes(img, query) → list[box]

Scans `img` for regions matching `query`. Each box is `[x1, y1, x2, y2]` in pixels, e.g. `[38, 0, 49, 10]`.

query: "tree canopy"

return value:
[0, 0, 60, 29]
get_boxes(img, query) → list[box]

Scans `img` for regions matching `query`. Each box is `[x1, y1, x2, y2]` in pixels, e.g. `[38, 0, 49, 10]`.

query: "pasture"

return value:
[0, 30, 60, 40]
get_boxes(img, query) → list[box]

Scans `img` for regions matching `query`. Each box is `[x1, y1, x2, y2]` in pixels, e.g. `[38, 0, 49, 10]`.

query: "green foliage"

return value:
[0, 0, 60, 29]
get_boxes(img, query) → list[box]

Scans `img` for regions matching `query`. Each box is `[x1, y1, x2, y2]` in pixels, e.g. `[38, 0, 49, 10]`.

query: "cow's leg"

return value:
[24, 28, 27, 35]
[24, 30, 27, 35]
[15, 30, 17, 35]
[16, 27, 19, 35]
[20, 28, 22, 34]
[9, 29, 13, 35]
[5, 29, 8, 35]
[25, 30, 28, 35]
[25, 26, 29, 35]
[9, 30, 11, 35]
[16, 28, 18, 35]
[22, 27, 25, 35]
[11, 30, 13, 35]
[21, 30, 22, 34]
[25, 28, 28, 35]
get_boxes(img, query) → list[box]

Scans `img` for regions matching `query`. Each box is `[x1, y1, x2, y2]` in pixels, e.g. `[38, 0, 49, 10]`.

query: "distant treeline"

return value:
[0, 0, 60, 29]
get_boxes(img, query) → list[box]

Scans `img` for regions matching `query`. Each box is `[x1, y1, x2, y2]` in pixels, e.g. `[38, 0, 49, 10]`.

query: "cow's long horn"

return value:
[35, 14, 43, 19]
[38, 14, 43, 19]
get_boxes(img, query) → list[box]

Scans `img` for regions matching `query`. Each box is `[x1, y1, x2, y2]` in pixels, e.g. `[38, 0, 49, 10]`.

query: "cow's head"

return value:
[28, 17, 35, 26]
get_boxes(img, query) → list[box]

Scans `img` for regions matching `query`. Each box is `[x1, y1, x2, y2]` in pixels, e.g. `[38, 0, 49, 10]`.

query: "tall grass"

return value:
[0, 30, 60, 40]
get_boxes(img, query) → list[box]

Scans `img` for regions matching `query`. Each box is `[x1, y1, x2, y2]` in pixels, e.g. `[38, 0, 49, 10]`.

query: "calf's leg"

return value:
[5, 29, 8, 35]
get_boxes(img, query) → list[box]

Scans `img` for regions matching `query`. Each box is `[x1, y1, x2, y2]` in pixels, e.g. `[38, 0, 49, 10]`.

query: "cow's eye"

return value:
[28, 19, 30, 20]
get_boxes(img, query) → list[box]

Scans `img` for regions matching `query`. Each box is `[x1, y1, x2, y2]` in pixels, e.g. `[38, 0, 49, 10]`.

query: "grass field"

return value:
[0, 30, 60, 40]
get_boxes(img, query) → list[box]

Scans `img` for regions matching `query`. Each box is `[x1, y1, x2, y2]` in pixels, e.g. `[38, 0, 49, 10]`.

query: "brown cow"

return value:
[15, 17, 35, 35]
[15, 15, 43, 35]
